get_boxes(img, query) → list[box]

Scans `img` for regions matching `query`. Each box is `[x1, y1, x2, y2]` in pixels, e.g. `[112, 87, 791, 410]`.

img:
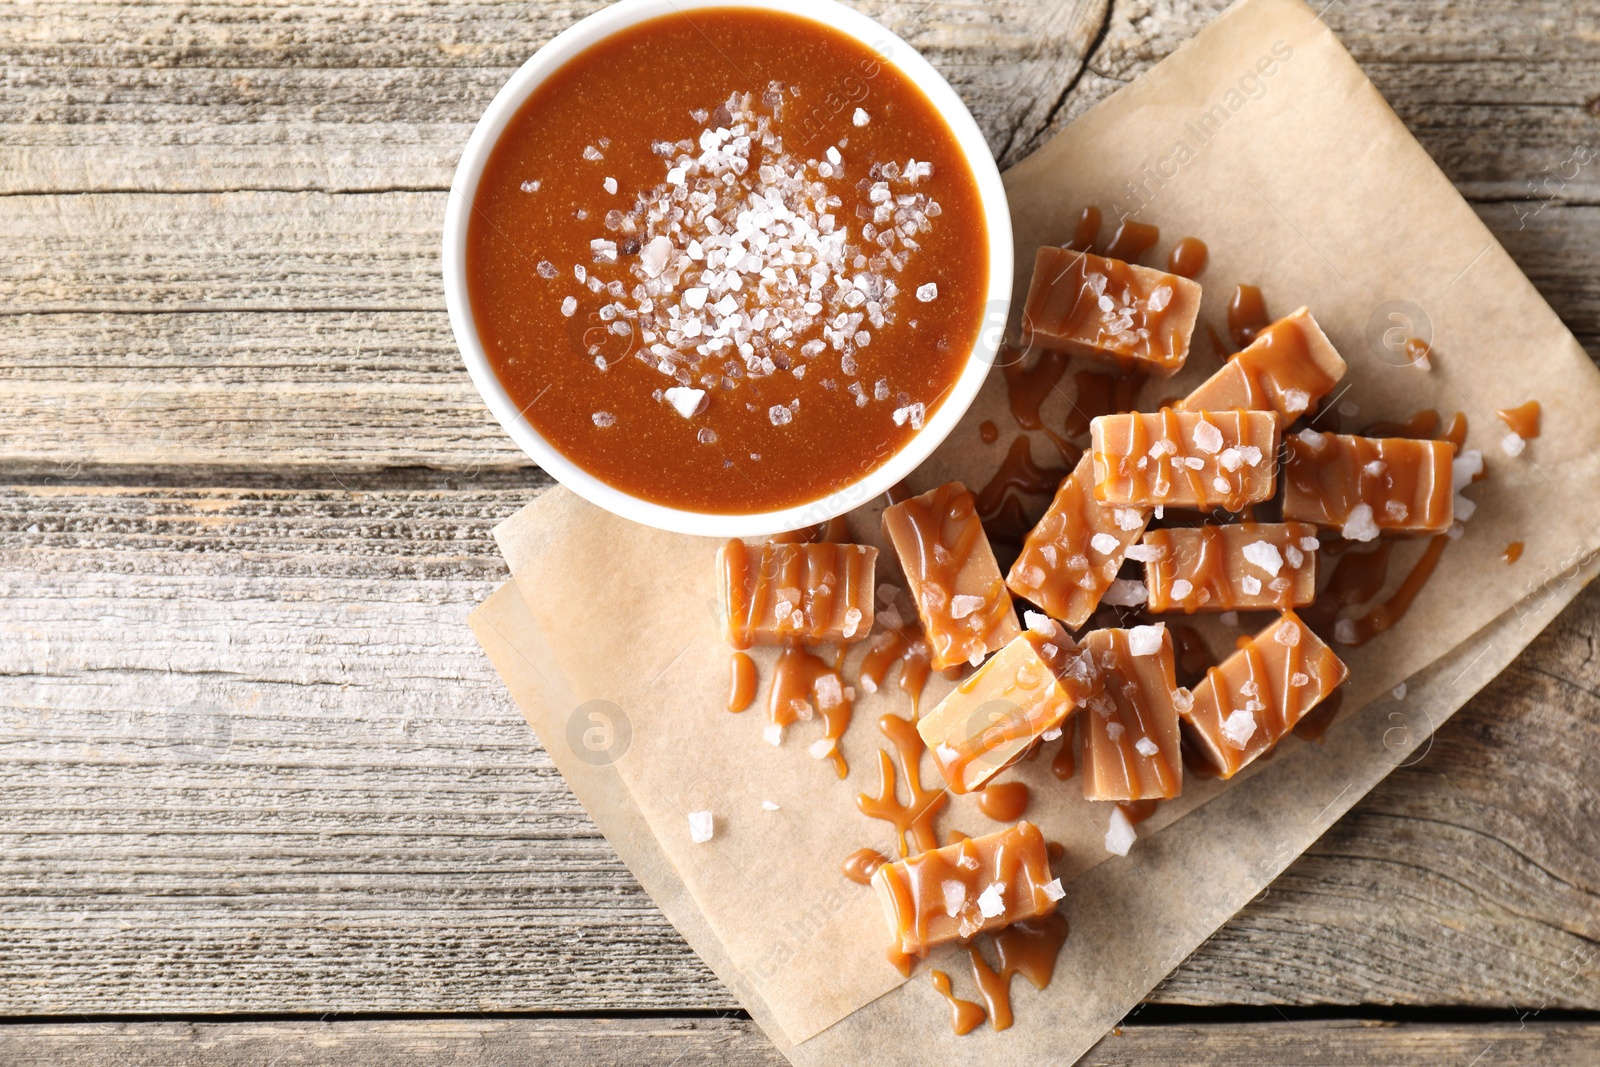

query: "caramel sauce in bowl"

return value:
[443, 0, 1012, 536]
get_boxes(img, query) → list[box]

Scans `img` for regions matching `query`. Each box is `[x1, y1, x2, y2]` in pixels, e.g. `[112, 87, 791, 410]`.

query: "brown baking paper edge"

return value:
[473, 0, 1600, 1055]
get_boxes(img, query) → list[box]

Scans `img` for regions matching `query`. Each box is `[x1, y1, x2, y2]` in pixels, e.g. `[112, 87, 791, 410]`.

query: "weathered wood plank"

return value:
[0, 0, 1109, 192]
[2, 484, 1596, 1013]
[3, 1017, 1600, 1066]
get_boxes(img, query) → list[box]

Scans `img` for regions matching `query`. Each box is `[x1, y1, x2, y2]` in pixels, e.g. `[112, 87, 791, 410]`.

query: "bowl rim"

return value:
[442, 0, 1013, 538]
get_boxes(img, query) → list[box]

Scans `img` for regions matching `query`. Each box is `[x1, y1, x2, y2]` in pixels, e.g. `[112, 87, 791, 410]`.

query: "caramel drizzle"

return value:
[840, 847, 889, 886]
[856, 712, 947, 857]
[1227, 284, 1270, 348]
[1335, 533, 1450, 646]
[890, 483, 1015, 667]
[931, 970, 985, 1035]
[1064, 369, 1145, 439]
[770, 643, 853, 778]
[956, 900, 1070, 1034]
[727, 651, 756, 712]
[1496, 400, 1541, 439]
[1066, 206, 1101, 252]
[1166, 237, 1209, 278]
[1093, 629, 1180, 797]
[1103, 219, 1161, 262]
[1217, 315, 1340, 415]
[974, 436, 1073, 544]
[999, 347, 1077, 462]
[976, 781, 1030, 822]
[858, 626, 933, 715]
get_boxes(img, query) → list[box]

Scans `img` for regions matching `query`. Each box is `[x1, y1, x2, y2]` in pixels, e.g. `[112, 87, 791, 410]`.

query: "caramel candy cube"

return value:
[1178, 307, 1347, 419]
[920, 617, 1099, 794]
[1006, 454, 1150, 629]
[718, 539, 876, 649]
[871, 821, 1059, 956]
[1080, 625, 1183, 801]
[1021, 246, 1202, 378]
[882, 482, 1022, 670]
[1180, 611, 1349, 778]
[1281, 431, 1454, 538]
[1140, 522, 1319, 613]
[1091, 409, 1280, 511]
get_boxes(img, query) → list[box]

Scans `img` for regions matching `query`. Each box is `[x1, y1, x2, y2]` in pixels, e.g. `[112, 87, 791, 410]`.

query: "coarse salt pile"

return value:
[552, 85, 945, 433]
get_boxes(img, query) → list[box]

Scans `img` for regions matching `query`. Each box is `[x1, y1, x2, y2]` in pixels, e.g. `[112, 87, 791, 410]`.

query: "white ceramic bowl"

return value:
[443, 0, 1012, 537]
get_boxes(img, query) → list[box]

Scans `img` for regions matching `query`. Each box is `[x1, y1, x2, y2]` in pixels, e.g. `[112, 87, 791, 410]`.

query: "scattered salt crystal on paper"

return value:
[853, 108, 870, 126]
[1103, 579, 1148, 607]
[1135, 736, 1160, 757]
[1128, 623, 1166, 656]
[1221, 709, 1257, 748]
[761, 800, 780, 811]
[1501, 433, 1526, 457]
[1454, 493, 1477, 522]
[763, 723, 784, 746]
[976, 881, 1007, 919]
[1341, 502, 1380, 542]
[1090, 532, 1121, 555]
[1105, 807, 1137, 856]
[1453, 450, 1484, 491]
[663, 386, 705, 418]
[688, 811, 714, 843]
[1334, 618, 1359, 645]
[1392, 682, 1408, 700]
[809, 737, 836, 759]
[1242, 540, 1284, 576]
[1192, 419, 1224, 453]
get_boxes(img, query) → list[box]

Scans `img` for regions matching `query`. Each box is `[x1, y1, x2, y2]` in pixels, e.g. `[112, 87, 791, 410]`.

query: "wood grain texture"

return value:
[4, 1018, 1600, 1066]
[2, 484, 1596, 1014]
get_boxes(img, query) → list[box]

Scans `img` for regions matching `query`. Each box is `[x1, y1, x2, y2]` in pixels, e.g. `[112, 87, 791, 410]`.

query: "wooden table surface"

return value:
[3, 0, 1598, 1062]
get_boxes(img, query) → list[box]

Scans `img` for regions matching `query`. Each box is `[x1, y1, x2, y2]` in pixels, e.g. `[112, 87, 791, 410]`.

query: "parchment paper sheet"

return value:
[471, 0, 1600, 1060]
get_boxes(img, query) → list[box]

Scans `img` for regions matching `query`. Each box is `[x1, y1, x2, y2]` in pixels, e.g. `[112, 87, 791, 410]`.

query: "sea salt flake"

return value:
[520, 179, 541, 192]
[1274, 621, 1302, 647]
[976, 881, 1007, 918]
[1103, 579, 1148, 607]
[1221, 709, 1257, 748]
[1169, 578, 1194, 601]
[853, 108, 870, 126]
[1290, 671, 1310, 687]
[1135, 736, 1160, 757]
[916, 283, 938, 302]
[1125, 544, 1162, 563]
[1090, 532, 1120, 555]
[1042, 878, 1066, 902]
[814, 673, 844, 709]
[1297, 428, 1326, 449]
[1193, 419, 1224, 454]
[761, 800, 780, 811]
[663, 386, 705, 418]
[1334, 618, 1359, 645]
[1115, 507, 1145, 531]
[1453, 450, 1484, 491]
[1341, 503, 1380, 542]
[1185, 456, 1206, 470]
[1242, 540, 1284, 576]
[1172, 687, 1194, 713]
[1128, 623, 1166, 657]
[688, 811, 714, 843]
[1455, 493, 1477, 522]
[1501, 433, 1526, 457]
[763, 723, 784, 746]
[809, 737, 836, 759]
[1105, 722, 1125, 741]
[943, 880, 966, 917]
[1105, 807, 1137, 856]
[591, 411, 615, 428]
[1241, 574, 1262, 596]
[950, 594, 984, 620]
[1147, 285, 1173, 312]
[1393, 681, 1408, 700]
[560, 296, 577, 317]
[768, 404, 793, 426]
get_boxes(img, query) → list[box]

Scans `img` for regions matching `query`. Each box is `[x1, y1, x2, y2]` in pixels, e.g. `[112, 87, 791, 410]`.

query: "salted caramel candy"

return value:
[1005, 455, 1149, 629]
[919, 616, 1099, 794]
[1021, 246, 1202, 378]
[1091, 409, 1280, 511]
[883, 482, 1022, 670]
[1180, 611, 1349, 778]
[1140, 521, 1319, 613]
[1080, 625, 1184, 801]
[1177, 307, 1347, 419]
[871, 821, 1060, 956]
[718, 539, 877, 649]
[1280, 431, 1454, 539]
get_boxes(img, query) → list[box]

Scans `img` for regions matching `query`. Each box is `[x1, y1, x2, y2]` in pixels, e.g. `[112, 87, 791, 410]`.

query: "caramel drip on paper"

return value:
[770, 643, 852, 778]
[1503, 541, 1525, 564]
[1118, 799, 1161, 825]
[856, 712, 947, 857]
[931, 970, 986, 1035]
[974, 436, 1072, 544]
[727, 651, 756, 712]
[976, 781, 1030, 822]
[1064, 369, 1145, 439]
[1050, 726, 1076, 780]
[1496, 400, 1541, 439]
[1001, 348, 1070, 431]
[978, 420, 999, 444]
[840, 847, 889, 885]
[1067, 206, 1101, 252]
[963, 913, 1071, 1034]
[1227, 284, 1270, 348]
[1166, 237, 1209, 278]
[1103, 219, 1161, 262]
[1362, 409, 1440, 440]
[1337, 533, 1450, 647]
[858, 627, 933, 715]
